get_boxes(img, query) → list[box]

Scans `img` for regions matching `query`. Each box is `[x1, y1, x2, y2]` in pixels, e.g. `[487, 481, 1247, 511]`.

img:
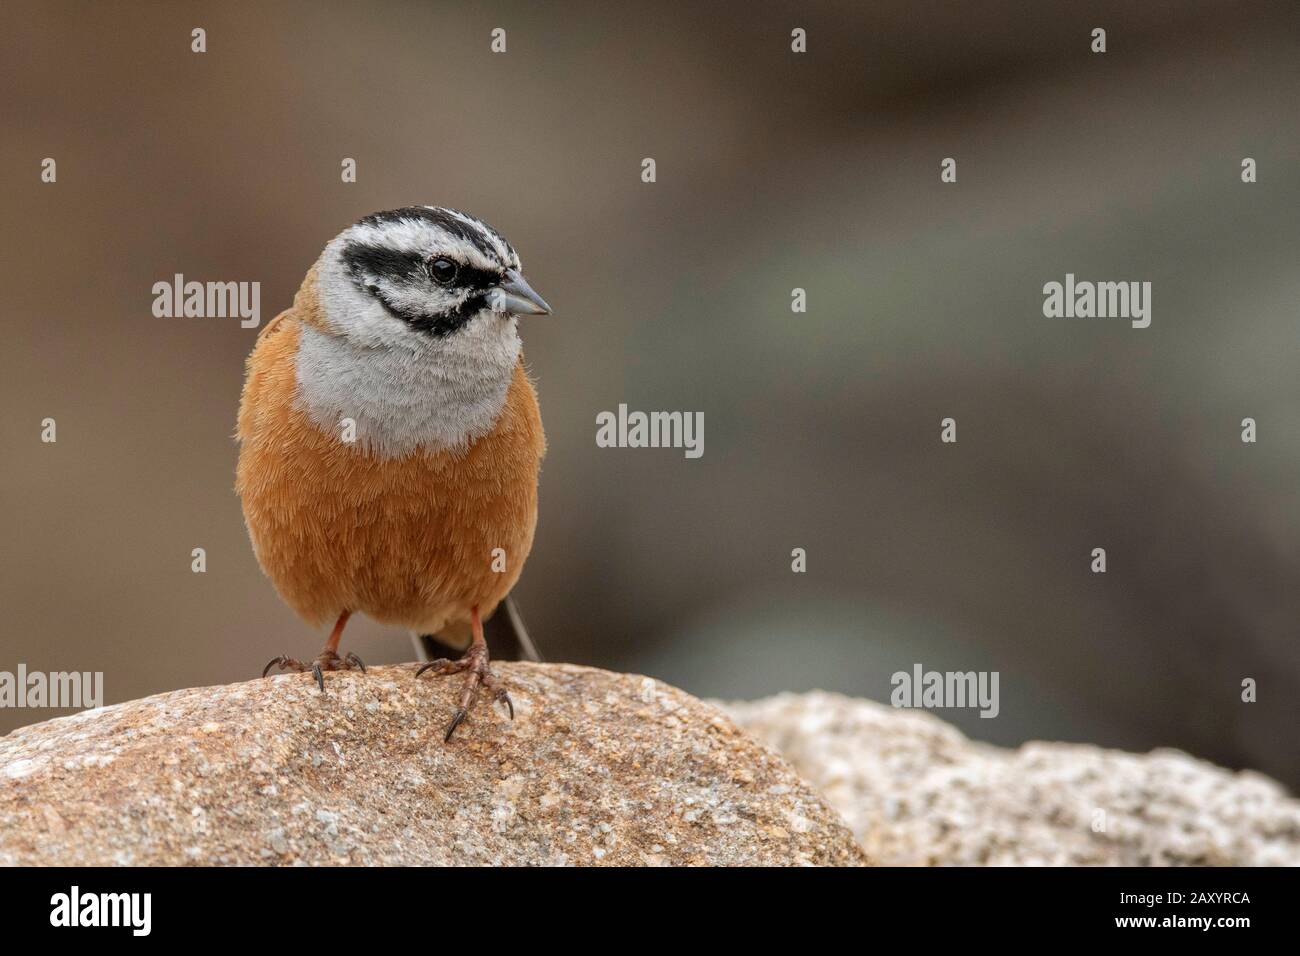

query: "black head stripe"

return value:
[446, 209, 517, 266]
[356, 206, 504, 265]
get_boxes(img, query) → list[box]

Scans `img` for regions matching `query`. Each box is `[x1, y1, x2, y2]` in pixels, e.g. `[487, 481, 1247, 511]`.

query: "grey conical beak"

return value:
[489, 269, 552, 316]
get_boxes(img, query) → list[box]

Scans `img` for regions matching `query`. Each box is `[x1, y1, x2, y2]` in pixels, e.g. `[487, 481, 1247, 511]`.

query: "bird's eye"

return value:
[429, 257, 458, 285]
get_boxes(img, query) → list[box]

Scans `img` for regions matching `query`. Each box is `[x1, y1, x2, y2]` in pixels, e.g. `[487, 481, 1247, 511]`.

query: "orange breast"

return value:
[236, 315, 545, 633]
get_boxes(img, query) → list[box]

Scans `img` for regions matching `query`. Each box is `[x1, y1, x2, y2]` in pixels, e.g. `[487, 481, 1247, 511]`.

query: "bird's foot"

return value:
[414, 642, 513, 741]
[261, 650, 366, 693]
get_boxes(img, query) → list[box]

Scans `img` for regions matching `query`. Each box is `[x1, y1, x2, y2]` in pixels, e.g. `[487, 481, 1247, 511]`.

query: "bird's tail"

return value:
[410, 593, 542, 663]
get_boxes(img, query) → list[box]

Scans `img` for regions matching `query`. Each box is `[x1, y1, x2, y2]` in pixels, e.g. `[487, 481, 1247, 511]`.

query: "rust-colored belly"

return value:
[236, 318, 544, 633]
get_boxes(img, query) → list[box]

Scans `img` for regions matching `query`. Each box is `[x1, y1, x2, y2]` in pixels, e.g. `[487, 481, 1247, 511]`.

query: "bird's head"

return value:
[314, 206, 550, 351]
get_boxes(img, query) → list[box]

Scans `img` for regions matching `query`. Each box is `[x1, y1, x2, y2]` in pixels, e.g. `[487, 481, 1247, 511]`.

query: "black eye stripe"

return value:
[342, 241, 424, 284]
[343, 240, 505, 289]
[448, 264, 505, 290]
[341, 242, 506, 340]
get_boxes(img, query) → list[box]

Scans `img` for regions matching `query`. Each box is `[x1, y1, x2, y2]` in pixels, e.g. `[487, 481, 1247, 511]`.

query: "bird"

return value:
[236, 206, 551, 740]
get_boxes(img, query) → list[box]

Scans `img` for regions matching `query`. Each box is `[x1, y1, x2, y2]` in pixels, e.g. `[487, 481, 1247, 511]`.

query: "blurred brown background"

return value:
[2, 1, 1297, 787]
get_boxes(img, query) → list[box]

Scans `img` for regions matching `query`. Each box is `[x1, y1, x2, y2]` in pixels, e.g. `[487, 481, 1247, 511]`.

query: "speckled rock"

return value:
[724, 691, 1300, 866]
[0, 664, 866, 866]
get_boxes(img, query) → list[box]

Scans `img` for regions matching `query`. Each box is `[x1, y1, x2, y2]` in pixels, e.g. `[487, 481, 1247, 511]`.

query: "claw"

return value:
[260, 644, 363, 689]
[444, 708, 468, 742]
[262, 655, 300, 678]
[415, 659, 447, 679]
[417, 631, 511, 742]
